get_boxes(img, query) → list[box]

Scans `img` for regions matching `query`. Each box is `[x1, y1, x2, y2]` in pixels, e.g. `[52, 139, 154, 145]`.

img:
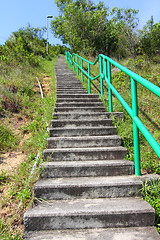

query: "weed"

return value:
[142, 179, 160, 233]
[0, 55, 57, 239]
[0, 220, 22, 240]
[0, 170, 9, 184]
[0, 124, 17, 151]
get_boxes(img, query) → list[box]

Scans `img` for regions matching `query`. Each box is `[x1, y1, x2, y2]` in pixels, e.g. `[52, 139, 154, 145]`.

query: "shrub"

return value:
[142, 179, 160, 232]
[0, 124, 17, 151]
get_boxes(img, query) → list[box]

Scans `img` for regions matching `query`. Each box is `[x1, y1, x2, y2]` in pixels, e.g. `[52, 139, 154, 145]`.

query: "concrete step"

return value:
[56, 82, 82, 86]
[55, 73, 78, 76]
[56, 85, 83, 88]
[56, 85, 85, 88]
[57, 84, 86, 89]
[51, 119, 112, 128]
[56, 90, 87, 94]
[56, 83, 84, 86]
[56, 80, 81, 82]
[55, 72, 76, 75]
[56, 87, 85, 90]
[55, 69, 75, 73]
[56, 98, 101, 103]
[33, 175, 142, 200]
[56, 93, 99, 98]
[40, 160, 134, 178]
[56, 85, 84, 88]
[53, 112, 123, 120]
[56, 76, 79, 79]
[49, 126, 117, 137]
[24, 197, 155, 231]
[55, 102, 104, 108]
[57, 85, 82, 87]
[54, 106, 106, 112]
[43, 146, 127, 161]
[47, 135, 121, 148]
[23, 227, 160, 240]
[55, 74, 77, 77]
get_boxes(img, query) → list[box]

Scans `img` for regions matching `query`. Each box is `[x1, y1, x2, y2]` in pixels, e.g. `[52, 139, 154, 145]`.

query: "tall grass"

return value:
[0, 57, 57, 239]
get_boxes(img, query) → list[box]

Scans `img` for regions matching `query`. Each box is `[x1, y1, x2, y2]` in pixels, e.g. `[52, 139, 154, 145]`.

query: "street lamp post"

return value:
[46, 15, 53, 55]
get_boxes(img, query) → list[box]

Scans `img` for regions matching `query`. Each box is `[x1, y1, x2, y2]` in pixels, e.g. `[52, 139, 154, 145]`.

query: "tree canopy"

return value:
[51, 0, 160, 58]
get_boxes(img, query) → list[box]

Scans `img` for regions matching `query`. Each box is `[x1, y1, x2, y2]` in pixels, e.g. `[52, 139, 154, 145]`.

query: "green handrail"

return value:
[65, 51, 160, 176]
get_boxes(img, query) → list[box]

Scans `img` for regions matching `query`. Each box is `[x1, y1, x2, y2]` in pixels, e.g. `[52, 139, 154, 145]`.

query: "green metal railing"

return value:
[66, 51, 160, 176]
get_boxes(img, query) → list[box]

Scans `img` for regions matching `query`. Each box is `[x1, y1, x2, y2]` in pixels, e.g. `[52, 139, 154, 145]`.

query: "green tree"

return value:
[8, 25, 47, 57]
[51, 1, 139, 57]
[139, 17, 160, 56]
[0, 25, 47, 66]
[110, 7, 139, 58]
[51, 0, 115, 55]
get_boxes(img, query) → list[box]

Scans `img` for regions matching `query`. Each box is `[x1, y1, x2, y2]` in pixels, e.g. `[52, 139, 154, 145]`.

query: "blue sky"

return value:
[0, 0, 160, 46]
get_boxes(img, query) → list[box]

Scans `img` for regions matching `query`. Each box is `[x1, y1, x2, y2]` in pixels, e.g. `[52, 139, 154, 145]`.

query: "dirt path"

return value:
[0, 75, 51, 176]
[0, 151, 27, 174]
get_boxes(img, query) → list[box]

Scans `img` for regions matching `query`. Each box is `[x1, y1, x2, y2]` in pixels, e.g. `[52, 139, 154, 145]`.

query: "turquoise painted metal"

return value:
[65, 51, 160, 176]
[99, 56, 103, 99]
[81, 59, 83, 82]
[88, 63, 91, 94]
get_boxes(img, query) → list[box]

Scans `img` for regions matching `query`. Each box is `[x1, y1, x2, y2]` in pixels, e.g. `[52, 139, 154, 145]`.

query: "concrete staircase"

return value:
[24, 56, 160, 239]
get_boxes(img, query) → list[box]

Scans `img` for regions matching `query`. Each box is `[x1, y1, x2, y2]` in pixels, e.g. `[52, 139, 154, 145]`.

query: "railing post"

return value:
[69, 54, 71, 68]
[100, 56, 103, 99]
[71, 54, 72, 69]
[73, 54, 75, 72]
[81, 59, 83, 82]
[107, 61, 113, 112]
[77, 56, 79, 76]
[131, 77, 141, 176]
[66, 51, 68, 62]
[88, 63, 91, 94]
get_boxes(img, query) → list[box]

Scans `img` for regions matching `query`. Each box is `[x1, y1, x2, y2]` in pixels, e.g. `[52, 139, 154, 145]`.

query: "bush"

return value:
[142, 179, 160, 232]
[0, 124, 17, 151]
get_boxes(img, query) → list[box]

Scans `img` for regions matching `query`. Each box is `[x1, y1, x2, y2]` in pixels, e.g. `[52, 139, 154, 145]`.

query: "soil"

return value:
[0, 74, 51, 175]
[42, 76, 52, 95]
[0, 151, 27, 174]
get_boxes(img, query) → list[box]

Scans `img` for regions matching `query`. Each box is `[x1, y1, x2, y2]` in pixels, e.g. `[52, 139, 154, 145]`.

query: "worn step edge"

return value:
[23, 227, 160, 240]
[49, 126, 117, 137]
[43, 146, 127, 161]
[24, 197, 155, 231]
[55, 102, 104, 107]
[56, 94, 99, 98]
[56, 88, 86, 91]
[52, 112, 124, 120]
[40, 160, 134, 178]
[54, 107, 106, 112]
[47, 135, 121, 148]
[56, 89, 86, 91]
[56, 83, 83, 86]
[51, 119, 112, 128]
[33, 175, 142, 200]
[56, 98, 102, 102]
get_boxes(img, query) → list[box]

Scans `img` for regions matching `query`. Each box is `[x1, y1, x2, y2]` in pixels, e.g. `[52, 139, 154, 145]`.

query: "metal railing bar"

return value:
[134, 116, 160, 158]
[66, 51, 160, 176]
[105, 77, 133, 118]
[73, 60, 101, 81]
[100, 54, 160, 97]
[73, 53, 99, 66]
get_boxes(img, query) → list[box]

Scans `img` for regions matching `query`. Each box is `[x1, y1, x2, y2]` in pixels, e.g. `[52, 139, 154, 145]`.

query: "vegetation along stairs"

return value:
[24, 56, 160, 239]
